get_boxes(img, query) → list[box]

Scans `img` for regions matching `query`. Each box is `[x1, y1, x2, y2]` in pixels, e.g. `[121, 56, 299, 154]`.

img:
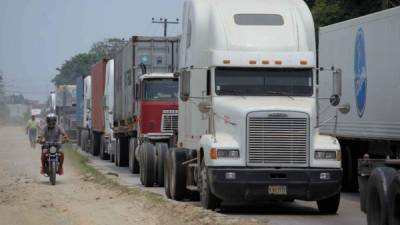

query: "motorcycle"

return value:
[42, 141, 65, 185]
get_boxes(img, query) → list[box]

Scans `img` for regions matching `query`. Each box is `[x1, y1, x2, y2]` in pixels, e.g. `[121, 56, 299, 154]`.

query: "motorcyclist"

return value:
[37, 114, 68, 175]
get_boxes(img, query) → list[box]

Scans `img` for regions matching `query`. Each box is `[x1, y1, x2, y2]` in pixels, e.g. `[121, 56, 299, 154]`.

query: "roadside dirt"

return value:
[0, 126, 261, 225]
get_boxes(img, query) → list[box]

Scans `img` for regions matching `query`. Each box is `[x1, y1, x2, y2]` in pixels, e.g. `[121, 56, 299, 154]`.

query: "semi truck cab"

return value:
[137, 74, 178, 138]
[164, 0, 343, 213]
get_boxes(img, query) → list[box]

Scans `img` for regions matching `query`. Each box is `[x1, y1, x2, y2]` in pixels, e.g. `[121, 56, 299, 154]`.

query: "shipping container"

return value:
[113, 36, 180, 126]
[318, 6, 400, 192]
[91, 59, 108, 133]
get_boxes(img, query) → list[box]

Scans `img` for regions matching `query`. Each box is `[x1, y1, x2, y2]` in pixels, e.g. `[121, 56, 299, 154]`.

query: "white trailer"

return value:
[101, 60, 116, 160]
[163, 0, 343, 213]
[318, 6, 400, 223]
[81, 76, 92, 152]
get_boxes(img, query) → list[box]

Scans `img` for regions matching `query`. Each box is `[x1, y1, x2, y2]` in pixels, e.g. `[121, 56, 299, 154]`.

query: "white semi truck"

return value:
[318, 6, 400, 225]
[163, 0, 344, 213]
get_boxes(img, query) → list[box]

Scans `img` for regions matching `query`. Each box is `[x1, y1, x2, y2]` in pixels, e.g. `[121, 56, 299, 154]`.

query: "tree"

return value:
[52, 38, 127, 86]
[311, 0, 346, 28]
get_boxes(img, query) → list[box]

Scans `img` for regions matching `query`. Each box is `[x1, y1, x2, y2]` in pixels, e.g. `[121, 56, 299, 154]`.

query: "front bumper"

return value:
[208, 167, 342, 202]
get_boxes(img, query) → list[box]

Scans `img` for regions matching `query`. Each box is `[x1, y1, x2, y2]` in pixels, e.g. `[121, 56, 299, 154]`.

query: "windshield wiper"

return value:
[219, 90, 246, 99]
[264, 91, 294, 100]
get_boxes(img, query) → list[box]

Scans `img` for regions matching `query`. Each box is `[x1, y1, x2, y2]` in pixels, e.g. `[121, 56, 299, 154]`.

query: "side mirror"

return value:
[198, 101, 212, 113]
[337, 103, 351, 114]
[333, 69, 342, 96]
[330, 94, 341, 107]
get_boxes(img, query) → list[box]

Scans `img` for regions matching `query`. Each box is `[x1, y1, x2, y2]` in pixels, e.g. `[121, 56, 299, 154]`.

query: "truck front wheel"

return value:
[389, 175, 400, 225]
[367, 167, 398, 225]
[99, 135, 109, 160]
[140, 143, 156, 187]
[170, 149, 187, 200]
[317, 193, 340, 214]
[129, 138, 139, 174]
[200, 159, 220, 210]
[156, 143, 168, 186]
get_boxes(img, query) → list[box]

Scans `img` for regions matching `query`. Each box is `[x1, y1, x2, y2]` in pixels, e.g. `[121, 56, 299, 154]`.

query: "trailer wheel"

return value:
[164, 148, 172, 199]
[359, 175, 369, 213]
[91, 132, 100, 156]
[200, 159, 220, 210]
[170, 149, 187, 201]
[129, 138, 139, 174]
[99, 135, 109, 160]
[317, 193, 340, 214]
[156, 143, 168, 186]
[115, 139, 120, 166]
[342, 145, 358, 192]
[81, 131, 87, 152]
[116, 137, 129, 167]
[140, 143, 156, 187]
[367, 167, 398, 225]
[389, 176, 400, 225]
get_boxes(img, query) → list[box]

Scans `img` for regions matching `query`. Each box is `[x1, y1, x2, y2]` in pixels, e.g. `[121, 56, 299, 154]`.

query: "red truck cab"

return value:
[138, 74, 178, 138]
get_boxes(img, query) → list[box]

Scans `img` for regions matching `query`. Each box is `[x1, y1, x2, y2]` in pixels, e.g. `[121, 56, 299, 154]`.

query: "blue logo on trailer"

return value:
[354, 28, 367, 118]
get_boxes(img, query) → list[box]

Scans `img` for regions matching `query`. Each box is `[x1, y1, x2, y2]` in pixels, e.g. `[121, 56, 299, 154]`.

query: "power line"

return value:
[152, 17, 180, 37]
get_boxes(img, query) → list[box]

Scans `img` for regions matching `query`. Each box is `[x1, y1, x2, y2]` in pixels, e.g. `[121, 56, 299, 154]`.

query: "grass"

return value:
[64, 144, 165, 203]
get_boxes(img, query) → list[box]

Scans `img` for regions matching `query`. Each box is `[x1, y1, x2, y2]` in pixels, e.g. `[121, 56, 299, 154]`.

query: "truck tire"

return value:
[359, 175, 369, 213]
[129, 138, 139, 174]
[200, 159, 220, 210]
[317, 193, 340, 214]
[389, 175, 400, 225]
[140, 143, 156, 187]
[156, 143, 168, 186]
[164, 148, 172, 199]
[81, 131, 87, 152]
[367, 167, 398, 225]
[91, 132, 100, 156]
[342, 145, 358, 192]
[170, 149, 187, 201]
[116, 137, 129, 167]
[99, 135, 109, 160]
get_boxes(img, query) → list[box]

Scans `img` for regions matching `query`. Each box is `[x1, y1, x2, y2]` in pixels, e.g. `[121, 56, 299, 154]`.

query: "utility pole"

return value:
[152, 17, 179, 37]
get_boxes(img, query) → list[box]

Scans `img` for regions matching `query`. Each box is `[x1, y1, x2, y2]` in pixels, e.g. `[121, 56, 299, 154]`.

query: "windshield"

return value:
[143, 78, 178, 101]
[215, 68, 313, 97]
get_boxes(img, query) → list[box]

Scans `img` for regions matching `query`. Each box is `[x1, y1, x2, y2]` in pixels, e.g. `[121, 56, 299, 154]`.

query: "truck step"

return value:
[186, 185, 199, 192]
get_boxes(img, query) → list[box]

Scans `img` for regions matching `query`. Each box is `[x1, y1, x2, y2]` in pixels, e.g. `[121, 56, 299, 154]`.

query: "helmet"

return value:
[46, 113, 57, 128]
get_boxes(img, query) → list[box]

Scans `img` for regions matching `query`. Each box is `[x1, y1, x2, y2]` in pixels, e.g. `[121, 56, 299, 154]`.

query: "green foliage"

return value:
[52, 53, 99, 86]
[52, 38, 127, 86]
[311, 0, 346, 28]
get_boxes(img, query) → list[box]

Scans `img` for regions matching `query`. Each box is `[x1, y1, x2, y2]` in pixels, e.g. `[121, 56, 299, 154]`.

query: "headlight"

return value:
[315, 150, 339, 160]
[49, 147, 57, 154]
[217, 149, 240, 159]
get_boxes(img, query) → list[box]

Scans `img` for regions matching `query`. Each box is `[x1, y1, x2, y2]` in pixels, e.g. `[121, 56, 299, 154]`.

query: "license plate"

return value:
[268, 185, 287, 195]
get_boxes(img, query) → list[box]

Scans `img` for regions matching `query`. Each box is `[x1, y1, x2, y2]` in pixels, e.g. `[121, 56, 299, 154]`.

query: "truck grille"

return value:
[161, 110, 178, 133]
[247, 112, 309, 166]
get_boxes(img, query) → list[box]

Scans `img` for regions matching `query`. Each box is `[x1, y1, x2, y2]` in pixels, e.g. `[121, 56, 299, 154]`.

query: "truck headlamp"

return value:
[315, 151, 337, 160]
[217, 149, 240, 159]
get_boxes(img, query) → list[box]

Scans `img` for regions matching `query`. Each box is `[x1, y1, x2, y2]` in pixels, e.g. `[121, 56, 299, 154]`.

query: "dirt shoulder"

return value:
[0, 126, 260, 225]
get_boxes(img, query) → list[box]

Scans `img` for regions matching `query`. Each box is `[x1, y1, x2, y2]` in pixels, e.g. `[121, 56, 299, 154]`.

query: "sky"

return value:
[0, 0, 184, 102]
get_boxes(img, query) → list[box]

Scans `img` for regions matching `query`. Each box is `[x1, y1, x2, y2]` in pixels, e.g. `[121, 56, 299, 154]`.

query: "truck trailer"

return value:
[112, 36, 180, 187]
[55, 85, 77, 141]
[90, 59, 109, 157]
[80, 76, 92, 153]
[162, 0, 344, 213]
[318, 6, 400, 224]
[101, 59, 115, 160]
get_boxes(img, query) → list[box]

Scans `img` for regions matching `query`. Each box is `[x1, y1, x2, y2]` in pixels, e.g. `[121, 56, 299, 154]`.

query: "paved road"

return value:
[86, 150, 367, 225]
